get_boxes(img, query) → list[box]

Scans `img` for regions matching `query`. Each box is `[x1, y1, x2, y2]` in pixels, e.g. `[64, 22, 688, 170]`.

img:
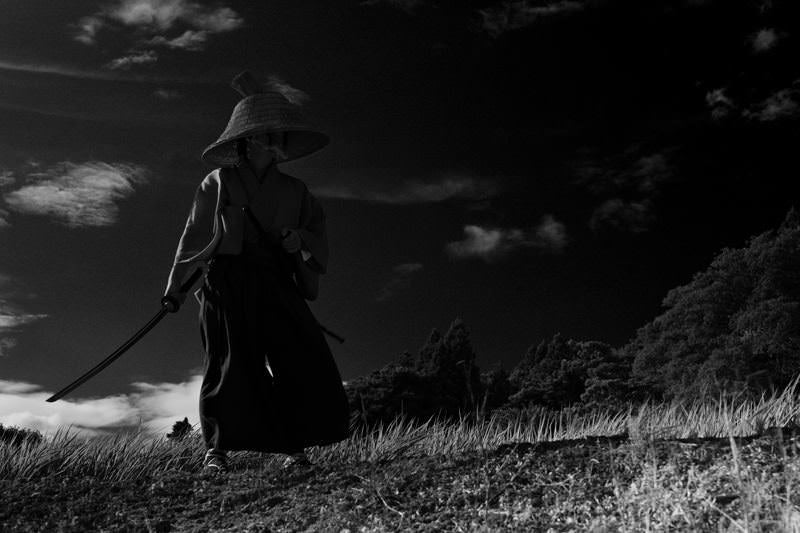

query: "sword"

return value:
[46, 268, 205, 403]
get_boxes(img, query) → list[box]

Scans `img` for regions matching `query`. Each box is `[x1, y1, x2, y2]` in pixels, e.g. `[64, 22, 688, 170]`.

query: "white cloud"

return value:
[73, 16, 106, 45]
[743, 88, 800, 121]
[751, 28, 779, 53]
[146, 29, 208, 51]
[153, 88, 182, 100]
[479, 0, 584, 37]
[376, 262, 424, 302]
[105, 50, 159, 70]
[0, 208, 9, 228]
[75, 0, 244, 54]
[445, 216, 568, 262]
[3, 161, 148, 228]
[265, 75, 310, 106]
[1, 274, 48, 357]
[0, 375, 203, 436]
[316, 175, 499, 204]
[706, 87, 735, 120]
[535, 214, 568, 251]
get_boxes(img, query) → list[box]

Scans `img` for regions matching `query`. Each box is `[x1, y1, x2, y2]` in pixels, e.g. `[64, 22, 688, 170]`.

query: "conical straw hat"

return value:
[201, 71, 329, 167]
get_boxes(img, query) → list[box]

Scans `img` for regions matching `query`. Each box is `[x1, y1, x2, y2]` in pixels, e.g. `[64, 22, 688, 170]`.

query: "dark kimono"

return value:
[165, 164, 350, 452]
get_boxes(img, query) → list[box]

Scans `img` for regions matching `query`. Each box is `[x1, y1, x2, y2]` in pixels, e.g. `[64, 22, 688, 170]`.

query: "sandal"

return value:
[203, 449, 229, 472]
[282, 451, 312, 469]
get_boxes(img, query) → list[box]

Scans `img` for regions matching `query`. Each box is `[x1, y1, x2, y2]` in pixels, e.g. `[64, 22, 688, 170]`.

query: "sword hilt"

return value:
[161, 267, 205, 313]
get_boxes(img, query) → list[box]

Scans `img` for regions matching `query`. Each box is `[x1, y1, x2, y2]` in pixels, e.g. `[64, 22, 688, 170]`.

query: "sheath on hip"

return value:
[197, 241, 350, 453]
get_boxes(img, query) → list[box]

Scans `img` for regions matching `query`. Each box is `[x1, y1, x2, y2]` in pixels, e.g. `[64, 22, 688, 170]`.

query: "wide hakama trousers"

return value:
[197, 247, 350, 453]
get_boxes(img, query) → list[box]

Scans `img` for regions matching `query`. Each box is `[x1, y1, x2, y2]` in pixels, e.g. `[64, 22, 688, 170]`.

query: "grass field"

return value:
[3, 381, 800, 531]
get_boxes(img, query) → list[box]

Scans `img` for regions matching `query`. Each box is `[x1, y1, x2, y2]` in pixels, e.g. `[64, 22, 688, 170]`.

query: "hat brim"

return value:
[202, 128, 329, 167]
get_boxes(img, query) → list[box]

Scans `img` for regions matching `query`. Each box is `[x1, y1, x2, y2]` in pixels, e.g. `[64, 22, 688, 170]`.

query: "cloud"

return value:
[751, 28, 779, 53]
[75, 0, 244, 54]
[589, 198, 654, 234]
[706, 87, 735, 120]
[3, 161, 148, 228]
[742, 87, 800, 121]
[577, 149, 675, 233]
[0, 275, 48, 357]
[478, 0, 585, 37]
[315, 175, 499, 204]
[0, 208, 9, 228]
[153, 88, 182, 100]
[146, 29, 208, 50]
[445, 216, 568, 262]
[376, 262, 424, 302]
[73, 16, 106, 45]
[0, 375, 203, 436]
[105, 50, 159, 70]
[265, 75, 310, 106]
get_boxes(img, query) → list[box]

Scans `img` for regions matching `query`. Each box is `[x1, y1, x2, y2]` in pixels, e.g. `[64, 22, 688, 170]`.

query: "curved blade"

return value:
[46, 267, 204, 403]
[46, 307, 168, 402]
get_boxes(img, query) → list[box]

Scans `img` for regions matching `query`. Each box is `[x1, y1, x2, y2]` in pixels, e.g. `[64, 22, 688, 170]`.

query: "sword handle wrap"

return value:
[162, 267, 205, 313]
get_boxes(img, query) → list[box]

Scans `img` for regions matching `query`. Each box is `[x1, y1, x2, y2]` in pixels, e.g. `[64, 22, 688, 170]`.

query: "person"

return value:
[163, 71, 350, 472]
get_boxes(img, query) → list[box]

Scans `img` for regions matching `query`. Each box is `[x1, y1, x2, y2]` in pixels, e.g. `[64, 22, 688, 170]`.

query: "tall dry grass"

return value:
[2, 376, 800, 483]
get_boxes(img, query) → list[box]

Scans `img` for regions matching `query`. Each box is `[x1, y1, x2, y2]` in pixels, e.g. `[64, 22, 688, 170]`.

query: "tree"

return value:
[166, 417, 192, 441]
[626, 208, 800, 401]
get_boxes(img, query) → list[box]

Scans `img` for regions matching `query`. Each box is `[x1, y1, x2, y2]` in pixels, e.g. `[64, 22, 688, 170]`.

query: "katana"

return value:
[46, 268, 204, 403]
[47, 254, 345, 402]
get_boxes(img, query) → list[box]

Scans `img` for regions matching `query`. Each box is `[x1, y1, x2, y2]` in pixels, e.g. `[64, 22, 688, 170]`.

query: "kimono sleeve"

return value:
[296, 184, 329, 275]
[164, 178, 217, 295]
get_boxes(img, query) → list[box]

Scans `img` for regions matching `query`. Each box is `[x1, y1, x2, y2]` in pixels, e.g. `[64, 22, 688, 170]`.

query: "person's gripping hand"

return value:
[280, 228, 302, 254]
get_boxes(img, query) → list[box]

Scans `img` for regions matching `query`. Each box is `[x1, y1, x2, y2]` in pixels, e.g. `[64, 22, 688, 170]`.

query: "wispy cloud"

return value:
[376, 262, 423, 302]
[478, 0, 584, 37]
[751, 28, 779, 53]
[578, 149, 675, 234]
[0, 375, 202, 436]
[706, 87, 735, 120]
[153, 88, 181, 100]
[75, 0, 244, 60]
[0, 275, 48, 357]
[743, 87, 800, 121]
[105, 50, 158, 70]
[264, 75, 310, 106]
[445, 215, 568, 262]
[146, 29, 208, 51]
[3, 161, 148, 228]
[315, 175, 499, 204]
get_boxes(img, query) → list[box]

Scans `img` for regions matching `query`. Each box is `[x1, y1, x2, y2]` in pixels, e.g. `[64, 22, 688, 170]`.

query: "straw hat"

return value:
[201, 71, 329, 167]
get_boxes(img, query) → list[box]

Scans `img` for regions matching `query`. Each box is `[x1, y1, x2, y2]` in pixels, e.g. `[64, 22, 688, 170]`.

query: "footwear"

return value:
[203, 449, 228, 472]
[282, 451, 312, 469]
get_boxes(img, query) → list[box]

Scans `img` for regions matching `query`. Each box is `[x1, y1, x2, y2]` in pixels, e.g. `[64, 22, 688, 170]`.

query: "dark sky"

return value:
[0, 0, 798, 434]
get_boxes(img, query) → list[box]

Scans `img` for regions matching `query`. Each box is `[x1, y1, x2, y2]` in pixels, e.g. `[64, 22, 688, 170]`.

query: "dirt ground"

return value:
[2, 431, 795, 532]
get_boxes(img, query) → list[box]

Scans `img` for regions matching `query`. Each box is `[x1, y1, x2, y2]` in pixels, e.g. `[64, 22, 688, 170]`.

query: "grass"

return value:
[4, 378, 800, 530]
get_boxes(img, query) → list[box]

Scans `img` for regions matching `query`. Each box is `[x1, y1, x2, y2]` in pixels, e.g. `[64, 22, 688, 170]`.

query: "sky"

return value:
[1, 0, 798, 436]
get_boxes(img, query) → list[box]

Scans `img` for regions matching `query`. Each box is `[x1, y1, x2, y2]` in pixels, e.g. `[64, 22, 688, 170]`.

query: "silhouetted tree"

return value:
[627, 208, 800, 400]
[0, 424, 43, 447]
[166, 417, 192, 441]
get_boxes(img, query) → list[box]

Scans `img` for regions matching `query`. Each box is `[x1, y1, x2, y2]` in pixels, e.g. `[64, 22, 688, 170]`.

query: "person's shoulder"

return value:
[280, 172, 311, 193]
[198, 168, 225, 192]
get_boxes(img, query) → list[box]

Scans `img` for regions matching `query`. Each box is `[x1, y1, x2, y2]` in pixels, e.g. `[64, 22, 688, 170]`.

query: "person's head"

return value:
[236, 131, 288, 167]
[201, 71, 329, 168]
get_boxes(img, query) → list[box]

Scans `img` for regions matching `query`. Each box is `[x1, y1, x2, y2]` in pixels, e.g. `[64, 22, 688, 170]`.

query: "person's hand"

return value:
[280, 228, 302, 254]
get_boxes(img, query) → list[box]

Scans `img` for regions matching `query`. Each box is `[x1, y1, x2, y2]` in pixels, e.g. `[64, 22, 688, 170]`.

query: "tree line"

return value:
[345, 208, 800, 426]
